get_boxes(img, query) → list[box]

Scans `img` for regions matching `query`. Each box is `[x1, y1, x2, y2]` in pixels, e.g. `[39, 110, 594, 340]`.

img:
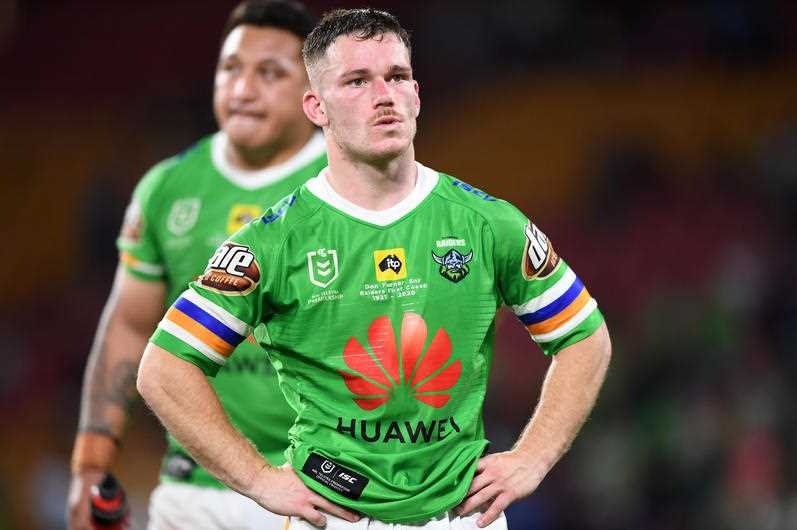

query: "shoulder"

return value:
[234, 184, 321, 250]
[134, 136, 213, 203]
[431, 170, 529, 229]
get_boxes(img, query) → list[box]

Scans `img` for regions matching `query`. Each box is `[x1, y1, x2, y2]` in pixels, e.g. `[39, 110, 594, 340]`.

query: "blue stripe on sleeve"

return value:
[519, 276, 584, 326]
[174, 297, 244, 346]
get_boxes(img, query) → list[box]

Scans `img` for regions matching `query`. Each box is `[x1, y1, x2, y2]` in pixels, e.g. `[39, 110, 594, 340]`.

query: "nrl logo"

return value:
[167, 198, 201, 236]
[432, 248, 473, 283]
[307, 248, 339, 288]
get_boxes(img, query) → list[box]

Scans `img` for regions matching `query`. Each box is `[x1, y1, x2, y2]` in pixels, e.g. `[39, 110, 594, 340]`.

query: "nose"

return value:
[231, 71, 258, 101]
[372, 78, 394, 107]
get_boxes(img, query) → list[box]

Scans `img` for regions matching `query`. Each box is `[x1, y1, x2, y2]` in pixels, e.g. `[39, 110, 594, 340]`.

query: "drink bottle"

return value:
[89, 473, 130, 529]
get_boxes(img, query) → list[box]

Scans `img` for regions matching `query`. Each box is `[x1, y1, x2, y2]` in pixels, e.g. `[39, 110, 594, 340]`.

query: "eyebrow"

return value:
[340, 65, 412, 78]
[218, 55, 289, 67]
[340, 68, 371, 78]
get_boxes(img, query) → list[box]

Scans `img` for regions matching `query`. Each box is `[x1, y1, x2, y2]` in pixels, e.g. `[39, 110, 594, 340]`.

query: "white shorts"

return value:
[287, 509, 507, 530]
[147, 482, 286, 530]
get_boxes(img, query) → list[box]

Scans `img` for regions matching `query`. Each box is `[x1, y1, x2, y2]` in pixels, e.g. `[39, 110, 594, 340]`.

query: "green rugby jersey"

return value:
[118, 131, 326, 487]
[150, 163, 604, 521]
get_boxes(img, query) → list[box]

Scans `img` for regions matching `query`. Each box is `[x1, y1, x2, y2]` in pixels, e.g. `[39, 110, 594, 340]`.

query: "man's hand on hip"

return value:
[455, 450, 544, 528]
[252, 464, 360, 527]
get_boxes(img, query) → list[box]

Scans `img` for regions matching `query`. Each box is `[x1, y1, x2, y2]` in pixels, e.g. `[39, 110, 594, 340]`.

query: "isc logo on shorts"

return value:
[373, 248, 407, 281]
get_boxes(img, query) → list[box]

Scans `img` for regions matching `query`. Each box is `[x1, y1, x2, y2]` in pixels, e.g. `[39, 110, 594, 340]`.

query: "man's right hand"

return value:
[251, 465, 360, 527]
[66, 469, 105, 530]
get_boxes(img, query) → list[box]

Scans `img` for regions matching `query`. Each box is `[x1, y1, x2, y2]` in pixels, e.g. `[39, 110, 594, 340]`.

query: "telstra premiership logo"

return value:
[339, 313, 461, 410]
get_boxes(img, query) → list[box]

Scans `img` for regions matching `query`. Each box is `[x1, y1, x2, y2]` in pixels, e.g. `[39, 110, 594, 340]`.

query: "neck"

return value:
[224, 124, 315, 171]
[324, 145, 418, 211]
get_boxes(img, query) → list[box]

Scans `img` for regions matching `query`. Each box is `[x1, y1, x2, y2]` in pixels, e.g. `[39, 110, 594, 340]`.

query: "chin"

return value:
[224, 128, 271, 151]
[367, 138, 411, 160]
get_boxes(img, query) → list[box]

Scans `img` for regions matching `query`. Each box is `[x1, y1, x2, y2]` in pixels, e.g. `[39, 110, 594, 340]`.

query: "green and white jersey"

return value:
[118, 131, 326, 488]
[150, 163, 604, 522]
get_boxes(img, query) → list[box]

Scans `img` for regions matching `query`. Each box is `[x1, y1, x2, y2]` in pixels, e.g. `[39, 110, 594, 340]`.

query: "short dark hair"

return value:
[221, 0, 316, 43]
[302, 8, 411, 69]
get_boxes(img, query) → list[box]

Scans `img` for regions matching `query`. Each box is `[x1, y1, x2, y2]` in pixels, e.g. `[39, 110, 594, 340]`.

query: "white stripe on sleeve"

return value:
[158, 319, 228, 366]
[182, 289, 251, 336]
[512, 265, 575, 317]
[531, 298, 598, 343]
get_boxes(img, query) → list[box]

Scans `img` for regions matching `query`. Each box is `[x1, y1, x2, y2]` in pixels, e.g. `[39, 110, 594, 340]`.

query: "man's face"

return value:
[214, 25, 309, 151]
[308, 33, 420, 163]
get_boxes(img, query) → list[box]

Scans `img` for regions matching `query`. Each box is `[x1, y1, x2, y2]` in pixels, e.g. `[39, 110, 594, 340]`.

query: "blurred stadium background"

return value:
[1, 1, 796, 528]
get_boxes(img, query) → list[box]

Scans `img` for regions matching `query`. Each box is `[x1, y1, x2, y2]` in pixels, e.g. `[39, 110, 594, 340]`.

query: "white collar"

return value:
[305, 162, 439, 226]
[211, 131, 325, 190]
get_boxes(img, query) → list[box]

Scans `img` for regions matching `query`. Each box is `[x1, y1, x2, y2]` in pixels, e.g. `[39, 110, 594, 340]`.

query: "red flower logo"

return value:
[340, 312, 461, 411]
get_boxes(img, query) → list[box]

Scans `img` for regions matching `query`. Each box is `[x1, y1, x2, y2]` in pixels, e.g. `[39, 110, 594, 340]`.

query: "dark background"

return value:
[1, 1, 796, 529]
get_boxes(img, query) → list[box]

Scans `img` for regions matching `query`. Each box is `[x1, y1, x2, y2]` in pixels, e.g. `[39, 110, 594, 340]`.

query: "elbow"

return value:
[136, 345, 161, 406]
[597, 322, 612, 375]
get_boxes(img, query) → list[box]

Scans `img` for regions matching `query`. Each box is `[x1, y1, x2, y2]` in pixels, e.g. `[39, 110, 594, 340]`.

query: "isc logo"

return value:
[337, 472, 357, 484]
[208, 244, 255, 277]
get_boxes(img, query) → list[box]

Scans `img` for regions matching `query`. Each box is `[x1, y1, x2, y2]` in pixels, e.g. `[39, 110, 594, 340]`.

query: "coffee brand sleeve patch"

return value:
[199, 243, 260, 296]
[522, 222, 559, 280]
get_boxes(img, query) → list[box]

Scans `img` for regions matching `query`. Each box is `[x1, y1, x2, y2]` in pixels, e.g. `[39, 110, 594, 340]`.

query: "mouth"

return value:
[373, 115, 401, 126]
[228, 110, 266, 120]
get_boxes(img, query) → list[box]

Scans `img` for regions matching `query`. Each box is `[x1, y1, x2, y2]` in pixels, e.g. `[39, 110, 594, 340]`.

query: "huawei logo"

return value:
[339, 312, 461, 411]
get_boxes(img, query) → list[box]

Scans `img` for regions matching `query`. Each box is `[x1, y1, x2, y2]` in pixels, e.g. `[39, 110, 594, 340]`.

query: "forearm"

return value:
[73, 301, 154, 476]
[77, 267, 167, 443]
[78, 310, 148, 439]
[514, 322, 611, 477]
[137, 344, 270, 497]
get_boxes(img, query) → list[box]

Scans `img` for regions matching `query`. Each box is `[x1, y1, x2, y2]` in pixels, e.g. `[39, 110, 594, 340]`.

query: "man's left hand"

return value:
[455, 450, 544, 528]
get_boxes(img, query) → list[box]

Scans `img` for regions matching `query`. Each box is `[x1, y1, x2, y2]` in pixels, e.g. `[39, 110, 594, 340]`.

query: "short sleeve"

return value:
[492, 203, 604, 355]
[149, 224, 267, 376]
[116, 164, 168, 280]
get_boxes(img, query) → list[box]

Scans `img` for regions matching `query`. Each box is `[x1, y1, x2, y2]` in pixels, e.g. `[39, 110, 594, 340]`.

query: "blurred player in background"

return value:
[66, 1, 323, 529]
[137, 7, 611, 529]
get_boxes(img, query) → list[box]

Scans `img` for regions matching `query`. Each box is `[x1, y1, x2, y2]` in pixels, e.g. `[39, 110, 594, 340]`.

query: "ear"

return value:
[303, 90, 328, 127]
[413, 79, 421, 118]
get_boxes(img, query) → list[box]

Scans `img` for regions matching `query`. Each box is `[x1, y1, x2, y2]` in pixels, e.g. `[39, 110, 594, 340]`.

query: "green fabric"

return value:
[154, 168, 603, 520]
[124, 133, 326, 487]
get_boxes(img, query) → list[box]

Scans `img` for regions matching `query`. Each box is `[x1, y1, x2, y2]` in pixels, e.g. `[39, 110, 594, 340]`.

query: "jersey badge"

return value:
[432, 248, 473, 283]
[199, 243, 260, 295]
[227, 204, 262, 234]
[522, 222, 559, 280]
[167, 197, 201, 236]
[373, 248, 407, 281]
[307, 248, 340, 288]
[119, 198, 143, 245]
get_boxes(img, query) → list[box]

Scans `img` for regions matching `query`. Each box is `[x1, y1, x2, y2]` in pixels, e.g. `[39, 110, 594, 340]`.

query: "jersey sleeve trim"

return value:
[149, 331, 221, 376]
[510, 261, 601, 344]
[154, 290, 252, 365]
[530, 298, 598, 343]
[182, 289, 250, 335]
[511, 264, 573, 316]
[158, 318, 229, 365]
[119, 251, 165, 277]
[519, 275, 585, 327]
